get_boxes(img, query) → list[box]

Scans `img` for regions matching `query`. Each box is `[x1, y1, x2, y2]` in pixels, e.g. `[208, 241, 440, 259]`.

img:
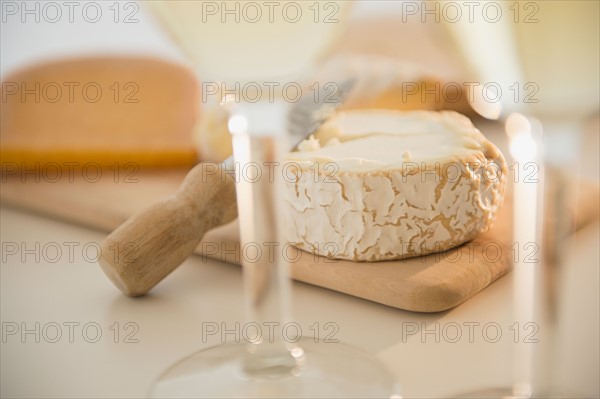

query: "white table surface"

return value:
[1, 203, 598, 398]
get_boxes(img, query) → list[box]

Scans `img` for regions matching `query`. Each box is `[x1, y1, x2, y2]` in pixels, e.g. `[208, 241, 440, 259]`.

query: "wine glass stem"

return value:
[230, 101, 300, 378]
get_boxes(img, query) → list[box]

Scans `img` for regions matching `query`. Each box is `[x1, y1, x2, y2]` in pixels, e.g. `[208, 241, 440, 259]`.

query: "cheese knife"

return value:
[98, 79, 354, 296]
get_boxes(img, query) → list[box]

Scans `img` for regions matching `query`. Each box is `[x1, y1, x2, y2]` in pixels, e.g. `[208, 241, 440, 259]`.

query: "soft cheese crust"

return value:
[283, 110, 507, 261]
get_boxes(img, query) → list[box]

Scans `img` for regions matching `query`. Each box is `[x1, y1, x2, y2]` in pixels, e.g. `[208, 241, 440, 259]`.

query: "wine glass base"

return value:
[149, 337, 400, 398]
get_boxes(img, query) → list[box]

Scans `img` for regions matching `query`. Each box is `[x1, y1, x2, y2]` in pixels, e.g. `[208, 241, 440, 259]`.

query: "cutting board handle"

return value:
[98, 163, 237, 296]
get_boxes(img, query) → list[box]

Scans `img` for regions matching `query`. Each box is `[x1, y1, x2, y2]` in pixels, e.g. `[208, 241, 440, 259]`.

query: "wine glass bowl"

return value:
[146, 0, 351, 82]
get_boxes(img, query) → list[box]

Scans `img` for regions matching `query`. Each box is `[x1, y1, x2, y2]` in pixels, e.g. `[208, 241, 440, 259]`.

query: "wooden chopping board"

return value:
[0, 167, 517, 312]
[201, 218, 511, 313]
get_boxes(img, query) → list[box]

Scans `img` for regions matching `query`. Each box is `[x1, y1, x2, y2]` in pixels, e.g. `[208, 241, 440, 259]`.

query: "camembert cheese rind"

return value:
[283, 110, 507, 261]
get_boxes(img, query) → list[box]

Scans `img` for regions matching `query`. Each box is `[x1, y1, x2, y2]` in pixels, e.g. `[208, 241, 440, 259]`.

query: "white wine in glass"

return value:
[147, 0, 350, 82]
[146, 1, 400, 397]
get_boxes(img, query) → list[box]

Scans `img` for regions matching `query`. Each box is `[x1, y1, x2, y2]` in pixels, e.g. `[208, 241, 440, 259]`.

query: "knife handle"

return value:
[98, 163, 237, 296]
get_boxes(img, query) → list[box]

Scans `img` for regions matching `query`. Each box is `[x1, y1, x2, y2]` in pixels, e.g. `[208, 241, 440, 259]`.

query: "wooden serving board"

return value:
[202, 219, 511, 312]
[0, 167, 517, 312]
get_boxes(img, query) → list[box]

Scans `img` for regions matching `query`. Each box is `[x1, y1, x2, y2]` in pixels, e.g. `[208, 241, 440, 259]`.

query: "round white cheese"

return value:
[283, 110, 507, 261]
